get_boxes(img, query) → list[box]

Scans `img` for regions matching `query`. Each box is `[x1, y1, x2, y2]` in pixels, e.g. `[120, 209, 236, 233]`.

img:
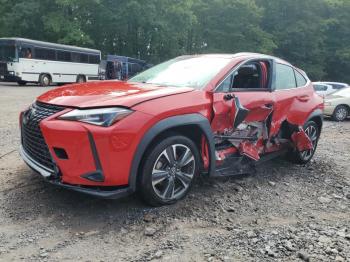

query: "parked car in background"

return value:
[100, 55, 150, 81]
[313, 82, 335, 97]
[0, 38, 101, 86]
[19, 53, 323, 206]
[314, 82, 348, 96]
[324, 87, 350, 121]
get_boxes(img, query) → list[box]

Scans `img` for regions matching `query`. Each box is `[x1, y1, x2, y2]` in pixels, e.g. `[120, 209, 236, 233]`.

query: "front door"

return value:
[211, 60, 275, 135]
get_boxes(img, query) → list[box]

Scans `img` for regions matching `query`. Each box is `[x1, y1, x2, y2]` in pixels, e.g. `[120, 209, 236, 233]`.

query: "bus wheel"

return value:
[76, 75, 86, 83]
[39, 74, 51, 87]
[17, 81, 27, 86]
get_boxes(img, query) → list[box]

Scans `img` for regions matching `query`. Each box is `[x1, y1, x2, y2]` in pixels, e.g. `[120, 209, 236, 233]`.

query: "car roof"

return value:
[318, 81, 348, 86]
[177, 53, 292, 65]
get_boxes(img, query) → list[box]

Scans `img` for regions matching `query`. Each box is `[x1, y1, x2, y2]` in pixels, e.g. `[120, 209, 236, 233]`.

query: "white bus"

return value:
[0, 38, 101, 86]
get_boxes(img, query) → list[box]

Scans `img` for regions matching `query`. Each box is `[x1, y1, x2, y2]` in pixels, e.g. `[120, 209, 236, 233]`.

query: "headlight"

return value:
[58, 107, 133, 127]
[8, 71, 14, 75]
[324, 101, 332, 106]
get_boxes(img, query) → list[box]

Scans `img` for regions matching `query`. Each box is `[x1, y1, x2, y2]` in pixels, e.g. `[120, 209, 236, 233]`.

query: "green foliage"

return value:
[0, 0, 349, 82]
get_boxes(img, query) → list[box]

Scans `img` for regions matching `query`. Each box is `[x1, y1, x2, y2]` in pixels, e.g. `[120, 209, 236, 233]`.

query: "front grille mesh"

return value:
[21, 102, 65, 170]
[0, 63, 7, 75]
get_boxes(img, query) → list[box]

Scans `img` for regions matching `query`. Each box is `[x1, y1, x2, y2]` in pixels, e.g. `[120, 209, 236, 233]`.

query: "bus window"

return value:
[71, 52, 80, 63]
[0, 45, 17, 61]
[20, 47, 33, 59]
[57, 51, 71, 62]
[81, 54, 89, 63]
[89, 54, 100, 64]
[35, 48, 56, 60]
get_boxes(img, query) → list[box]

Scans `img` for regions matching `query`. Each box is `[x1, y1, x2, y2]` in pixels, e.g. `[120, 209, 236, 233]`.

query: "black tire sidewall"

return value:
[77, 75, 86, 83]
[40, 74, 51, 87]
[17, 81, 26, 86]
[139, 135, 200, 206]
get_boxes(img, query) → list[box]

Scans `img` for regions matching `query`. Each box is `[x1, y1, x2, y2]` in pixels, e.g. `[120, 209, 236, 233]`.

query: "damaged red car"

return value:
[20, 53, 324, 206]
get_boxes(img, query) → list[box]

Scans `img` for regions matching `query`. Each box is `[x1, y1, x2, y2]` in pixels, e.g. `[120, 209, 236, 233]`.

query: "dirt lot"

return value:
[0, 82, 349, 262]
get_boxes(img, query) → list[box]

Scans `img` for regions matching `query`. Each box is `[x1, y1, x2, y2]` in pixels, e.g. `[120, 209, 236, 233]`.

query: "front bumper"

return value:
[20, 145, 133, 199]
[0, 74, 21, 82]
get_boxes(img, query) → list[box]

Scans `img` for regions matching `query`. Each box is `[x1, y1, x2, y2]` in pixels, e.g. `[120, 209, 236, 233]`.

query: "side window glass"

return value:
[88, 54, 99, 64]
[295, 70, 307, 87]
[57, 51, 71, 62]
[20, 47, 33, 59]
[314, 85, 327, 91]
[216, 74, 233, 92]
[275, 64, 296, 90]
[81, 54, 89, 63]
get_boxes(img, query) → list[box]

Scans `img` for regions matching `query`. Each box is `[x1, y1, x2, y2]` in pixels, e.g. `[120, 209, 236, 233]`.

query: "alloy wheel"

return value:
[151, 144, 195, 201]
[301, 125, 318, 161]
[335, 107, 348, 121]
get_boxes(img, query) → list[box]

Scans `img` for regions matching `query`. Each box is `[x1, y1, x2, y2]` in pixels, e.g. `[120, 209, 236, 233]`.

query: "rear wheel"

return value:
[139, 135, 200, 206]
[288, 120, 320, 164]
[332, 105, 348, 122]
[39, 74, 51, 87]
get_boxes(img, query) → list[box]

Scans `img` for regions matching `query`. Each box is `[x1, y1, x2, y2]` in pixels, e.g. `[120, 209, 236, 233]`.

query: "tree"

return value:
[258, 0, 327, 80]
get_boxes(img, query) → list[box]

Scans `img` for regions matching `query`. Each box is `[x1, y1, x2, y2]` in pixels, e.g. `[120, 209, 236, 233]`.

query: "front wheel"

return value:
[76, 75, 86, 83]
[288, 120, 320, 164]
[39, 74, 51, 87]
[139, 135, 200, 206]
[17, 81, 27, 86]
[332, 105, 348, 122]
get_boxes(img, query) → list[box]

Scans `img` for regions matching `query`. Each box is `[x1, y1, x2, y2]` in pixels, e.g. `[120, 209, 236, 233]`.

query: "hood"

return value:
[37, 81, 194, 108]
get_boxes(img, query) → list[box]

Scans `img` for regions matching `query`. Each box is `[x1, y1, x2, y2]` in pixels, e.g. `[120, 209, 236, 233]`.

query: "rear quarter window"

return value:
[275, 64, 296, 90]
[295, 70, 307, 87]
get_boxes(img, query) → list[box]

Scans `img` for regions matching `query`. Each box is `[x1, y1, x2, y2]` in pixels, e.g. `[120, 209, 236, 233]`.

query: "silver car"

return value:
[324, 87, 350, 121]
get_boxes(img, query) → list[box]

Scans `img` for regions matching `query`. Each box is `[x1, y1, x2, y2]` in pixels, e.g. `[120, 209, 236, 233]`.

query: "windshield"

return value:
[129, 56, 232, 89]
[332, 87, 350, 98]
[0, 45, 17, 62]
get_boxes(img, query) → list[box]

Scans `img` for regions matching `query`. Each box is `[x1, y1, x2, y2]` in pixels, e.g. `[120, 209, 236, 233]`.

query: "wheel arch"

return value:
[306, 109, 323, 132]
[76, 74, 87, 82]
[129, 114, 216, 191]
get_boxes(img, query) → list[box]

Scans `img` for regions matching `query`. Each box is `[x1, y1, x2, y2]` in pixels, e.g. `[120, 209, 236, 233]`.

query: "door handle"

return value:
[297, 95, 310, 102]
[224, 93, 235, 101]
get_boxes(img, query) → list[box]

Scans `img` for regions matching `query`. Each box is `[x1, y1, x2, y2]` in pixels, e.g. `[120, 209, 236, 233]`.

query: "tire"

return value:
[17, 81, 27, 86]
[139, 135, 200, 206]
[332, 105, 348, 122]
[288, 120, 320, 164]
[76, 75, 86, 83]
[39, 74, 51, 87]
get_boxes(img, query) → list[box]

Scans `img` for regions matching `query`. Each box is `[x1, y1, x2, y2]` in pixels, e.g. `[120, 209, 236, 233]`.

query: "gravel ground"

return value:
[0, 82, 349, 262]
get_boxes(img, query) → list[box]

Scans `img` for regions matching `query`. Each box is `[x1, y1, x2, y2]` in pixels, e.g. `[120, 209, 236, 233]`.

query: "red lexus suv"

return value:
[20, 53, 324, 206]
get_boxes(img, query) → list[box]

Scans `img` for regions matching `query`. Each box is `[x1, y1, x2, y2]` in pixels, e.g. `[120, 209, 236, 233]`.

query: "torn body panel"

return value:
[211, 94, 275, 172]
[210, 92, 316, 176]
[291, 130, 313, 151]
